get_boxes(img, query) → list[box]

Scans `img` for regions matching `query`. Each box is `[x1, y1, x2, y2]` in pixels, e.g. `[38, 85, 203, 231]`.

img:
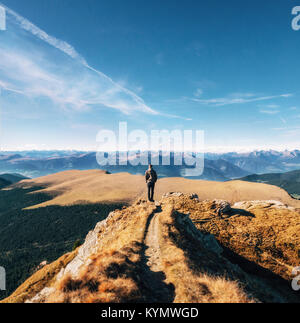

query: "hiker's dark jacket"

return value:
[145, 169, 158, 184]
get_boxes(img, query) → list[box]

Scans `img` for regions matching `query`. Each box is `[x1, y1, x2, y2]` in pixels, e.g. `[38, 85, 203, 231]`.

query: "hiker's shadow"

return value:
[224, 208, 256, 218]
[138, 207, 175, 303]
[192, 208, 255, 224]
[139, 243, 175, 303]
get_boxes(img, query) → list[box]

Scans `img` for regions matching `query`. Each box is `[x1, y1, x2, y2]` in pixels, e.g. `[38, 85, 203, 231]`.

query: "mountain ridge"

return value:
[13, 169, 300, 208]
[2, 149, 300, 180]
[0, 151, 250, 180]
[3, 193, 299, 303]
[1, 170, 300, 303]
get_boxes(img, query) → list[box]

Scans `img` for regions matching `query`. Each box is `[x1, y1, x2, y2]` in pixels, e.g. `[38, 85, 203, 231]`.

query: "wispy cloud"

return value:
[260, 109, 280, 115]
[258, 103, 282, 115]
[194, 88, 203, 97]
[271, 126, 300, 137]
[283, 127, 300, 137]
[279, 116, 287, 124]
[0, 3, 188, 119]
[230, 92, 256, 99]
[3, 5, 87, 64]
[259, 104, 280, 109]
[191, 93, 293, 107]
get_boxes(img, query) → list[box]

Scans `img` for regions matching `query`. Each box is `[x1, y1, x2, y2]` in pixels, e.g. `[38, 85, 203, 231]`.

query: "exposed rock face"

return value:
[60, 211, 117, 278]
[189, 193, 199, 200]
[233, 200, 295, 211]
[29, 287, 54, 303]
[163, 192, 184, 198]
[207, 199, 231, 215]
[3, 193, 300, 304]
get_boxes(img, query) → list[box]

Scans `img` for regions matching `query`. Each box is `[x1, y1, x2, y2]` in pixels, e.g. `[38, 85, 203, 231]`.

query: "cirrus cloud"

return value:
[0, 3, 184, 118]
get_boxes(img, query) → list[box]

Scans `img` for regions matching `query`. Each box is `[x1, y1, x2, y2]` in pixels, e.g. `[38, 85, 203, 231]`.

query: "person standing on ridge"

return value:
[145, 164, 157, 202]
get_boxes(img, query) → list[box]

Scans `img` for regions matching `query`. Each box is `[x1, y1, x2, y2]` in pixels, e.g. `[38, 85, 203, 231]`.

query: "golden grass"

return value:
[46, 248, 143, 303]
[14, 170, 300, 209]
[182, 198, 300, 281]
[156, 203, 254, 303]
[5, 192, 299, 303]
[43, 201, 157, 303]
[1, 250, 78, 303]
[44, 199, 254, 303]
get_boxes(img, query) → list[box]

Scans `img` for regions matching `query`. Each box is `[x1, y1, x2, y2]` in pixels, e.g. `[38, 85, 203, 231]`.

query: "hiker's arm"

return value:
[145, 171, 149, 182]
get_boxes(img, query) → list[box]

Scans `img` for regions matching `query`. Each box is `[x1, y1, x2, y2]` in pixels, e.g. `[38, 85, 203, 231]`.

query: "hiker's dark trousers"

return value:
[147, 182, 155, 201]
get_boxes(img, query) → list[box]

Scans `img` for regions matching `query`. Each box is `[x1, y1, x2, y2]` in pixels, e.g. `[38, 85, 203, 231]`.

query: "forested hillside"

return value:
[0, 186, 123, 300]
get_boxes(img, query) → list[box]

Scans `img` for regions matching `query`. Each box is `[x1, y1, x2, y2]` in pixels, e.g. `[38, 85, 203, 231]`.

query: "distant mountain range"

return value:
[206, 150, 300, 174]
[0, 149, 300, 181]
[0, 151, 250, 180]
[240, 169, 300, 199]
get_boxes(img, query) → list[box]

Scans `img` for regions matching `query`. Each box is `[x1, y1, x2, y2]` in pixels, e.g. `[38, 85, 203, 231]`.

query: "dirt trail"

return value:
[144, 206, 162, 272]
[140, 204, 175, 302]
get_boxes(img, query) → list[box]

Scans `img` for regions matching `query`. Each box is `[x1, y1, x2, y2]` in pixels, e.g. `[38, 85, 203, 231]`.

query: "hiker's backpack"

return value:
[148, 170, 157, 183]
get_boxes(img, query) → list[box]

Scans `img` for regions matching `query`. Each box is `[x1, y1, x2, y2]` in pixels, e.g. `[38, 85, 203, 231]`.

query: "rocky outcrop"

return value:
[233, 200, 295, 211]
[25, 210, 119, 303]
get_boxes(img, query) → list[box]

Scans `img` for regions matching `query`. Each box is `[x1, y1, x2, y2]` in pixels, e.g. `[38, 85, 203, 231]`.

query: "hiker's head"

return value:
[148, 164, 153, 170]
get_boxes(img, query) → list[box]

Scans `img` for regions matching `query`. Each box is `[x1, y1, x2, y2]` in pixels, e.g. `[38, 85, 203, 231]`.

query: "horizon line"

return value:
[0, 148, 299, 154]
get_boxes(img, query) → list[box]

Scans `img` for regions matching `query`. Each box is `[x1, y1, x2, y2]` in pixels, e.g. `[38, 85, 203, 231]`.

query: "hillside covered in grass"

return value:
[239, 169, 300, 199]
[0, 173, 29, 183]
[3, 193, 299, 303]
[0, 185, 123, 300]
[13, 169, 300, 208]
[2, 170, 300, 303]
[0, 173, 28, 189]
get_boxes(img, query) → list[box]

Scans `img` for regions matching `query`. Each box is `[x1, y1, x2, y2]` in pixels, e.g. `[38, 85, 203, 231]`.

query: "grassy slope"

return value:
[22, 200, 255, 303]
[0, 185, 124, 300]
[240, 169, 300, 196]
[2, 170, 300, 303]
[0, 178, 11, 189]
[0, 173, 28, 183]
[14, 169, 300, 208]
[5, 195, 300, 303]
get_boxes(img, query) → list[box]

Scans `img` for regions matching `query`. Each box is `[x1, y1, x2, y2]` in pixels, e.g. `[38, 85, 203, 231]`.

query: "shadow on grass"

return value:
[171, 210, 300, 303]
[138, 206, 175, 303]
[0, 186, 124, 300]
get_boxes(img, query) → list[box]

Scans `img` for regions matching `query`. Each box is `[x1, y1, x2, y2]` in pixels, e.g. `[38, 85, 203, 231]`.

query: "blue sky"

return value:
[0, 0, 299, 152]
